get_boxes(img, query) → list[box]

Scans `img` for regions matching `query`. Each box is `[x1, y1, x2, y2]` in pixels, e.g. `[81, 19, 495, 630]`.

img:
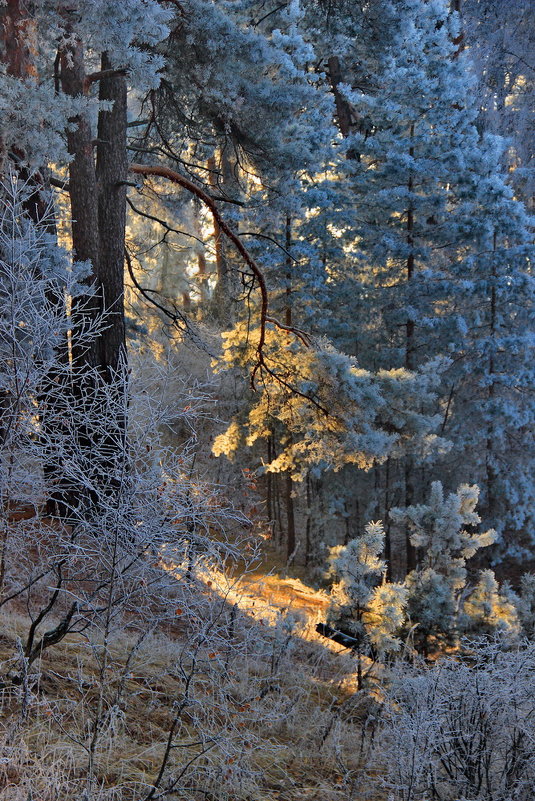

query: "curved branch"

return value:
[127, 196, 206, 246]
[265, 316, 311, 347]
[125, 247, 189, 335]
[130, 162, 271, 386]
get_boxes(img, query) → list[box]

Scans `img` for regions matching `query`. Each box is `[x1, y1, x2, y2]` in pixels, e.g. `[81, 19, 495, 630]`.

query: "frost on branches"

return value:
[391, 482, 518, 649]
[0, 177, 286, 800]
[327, 521, 408, 665]
[213, 323, 448, 481]
[375, 639, 535, 801]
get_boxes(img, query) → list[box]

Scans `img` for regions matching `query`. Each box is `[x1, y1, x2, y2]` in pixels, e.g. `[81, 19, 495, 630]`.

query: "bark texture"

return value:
[96, 53, 128, 375]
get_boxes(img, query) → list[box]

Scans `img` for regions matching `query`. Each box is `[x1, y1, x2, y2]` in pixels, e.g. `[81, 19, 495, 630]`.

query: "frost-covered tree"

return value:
[0, 178, 300, 801]
[442, 147, 535, 556]
[463, 0, 535, 206]
[0, 0, 175, 510]
[460, 568, 519, 639]
[373, 639, 535, 801]
[328, 0, 534, 560]
[326, 520, 407, 687]
[213, 323, 450, 477]
[503, 573, 535, 639]
[1, 0, 172, 368]
[391, 482, 496, 650]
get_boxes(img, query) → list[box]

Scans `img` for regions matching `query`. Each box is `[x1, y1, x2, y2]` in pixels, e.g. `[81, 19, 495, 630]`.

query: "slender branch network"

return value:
[128, 162, 309, 387]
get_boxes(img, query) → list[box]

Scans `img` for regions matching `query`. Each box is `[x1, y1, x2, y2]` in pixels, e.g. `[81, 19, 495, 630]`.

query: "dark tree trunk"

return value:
[327, 56, 353, 139]
[305, 472, 312, 566]
[96, 52, 128, 376]
[284, 217, 297, 562]
[285, 471, 296, 562]
[59, 43, 130, 509]
[62, 45, 129, 377]
[485, 231, 498, 528]
[60, 37, 101, 371]
[404, 124, 417, 575]
[384, 457, 393, 581]
[327, 55, 363, 161]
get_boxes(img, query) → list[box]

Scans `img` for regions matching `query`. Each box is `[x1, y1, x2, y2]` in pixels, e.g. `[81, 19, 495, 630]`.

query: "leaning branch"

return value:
[130, 163, 275, 386]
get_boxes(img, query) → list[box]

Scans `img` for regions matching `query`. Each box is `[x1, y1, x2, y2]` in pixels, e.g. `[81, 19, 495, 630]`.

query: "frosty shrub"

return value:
[371, 638, 535, 801]
[508, 573, 535, 639]
[391, 482, 498, 651]
[460, 569, 520, 640]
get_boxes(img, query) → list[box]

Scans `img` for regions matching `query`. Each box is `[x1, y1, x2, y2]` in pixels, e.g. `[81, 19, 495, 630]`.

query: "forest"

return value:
[0, 0, 533, 798]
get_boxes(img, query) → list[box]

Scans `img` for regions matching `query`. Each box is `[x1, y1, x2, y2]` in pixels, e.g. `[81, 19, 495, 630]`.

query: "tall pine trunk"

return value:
[59, 38, 129, 510]
[404, 124, 417, 574]
[96, 53, 127, 377]
[284, 217, 297, 561]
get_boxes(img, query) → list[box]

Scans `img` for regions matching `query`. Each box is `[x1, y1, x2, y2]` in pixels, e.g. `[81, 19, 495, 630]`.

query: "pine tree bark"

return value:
[59, 40, 129, 507]
[96, 52, 127, 376]
[60, 36, 101, 371]
[327, 56, 361, 160]
[61, 44, 128, 378]
[404, 124, 417, 574]
[0, 1, 36, 79]
[327, 56, 354, 139]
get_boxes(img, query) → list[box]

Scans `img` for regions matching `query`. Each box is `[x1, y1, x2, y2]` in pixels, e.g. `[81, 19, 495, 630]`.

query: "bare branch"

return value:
[127, 196, 206, 245]
[124, 246, 191, 334]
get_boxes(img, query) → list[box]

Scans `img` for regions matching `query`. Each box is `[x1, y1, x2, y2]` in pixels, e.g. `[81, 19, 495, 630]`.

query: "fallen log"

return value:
[315, 622, 359, 649]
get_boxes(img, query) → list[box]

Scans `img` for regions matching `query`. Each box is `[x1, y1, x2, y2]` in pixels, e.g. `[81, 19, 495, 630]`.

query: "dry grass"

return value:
[0, 553, 375, 801]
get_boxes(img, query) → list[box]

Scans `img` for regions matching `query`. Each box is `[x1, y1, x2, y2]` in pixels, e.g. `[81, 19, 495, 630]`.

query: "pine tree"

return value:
[391, 482, 496, 651]
[460, 569, 519, 639]
[327, 520, 407, 687]
[334, 0, 534, 558]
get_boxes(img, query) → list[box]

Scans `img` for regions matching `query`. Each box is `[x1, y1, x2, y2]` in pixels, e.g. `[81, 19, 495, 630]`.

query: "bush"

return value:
[371, 638, 535, 801]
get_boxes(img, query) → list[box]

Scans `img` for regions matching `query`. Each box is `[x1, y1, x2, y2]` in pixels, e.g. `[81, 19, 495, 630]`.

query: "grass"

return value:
[0, 550, 372, 801]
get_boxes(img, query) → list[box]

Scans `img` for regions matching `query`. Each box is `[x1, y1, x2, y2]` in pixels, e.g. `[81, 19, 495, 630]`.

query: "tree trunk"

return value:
[384, 457, 393, 581]
[207, 151, 239, 320]
[327, 56, 354, 139]
[0, 1, 36, 80]
[327, 56, 360, 160]
[193, 198, 209, 305]
[284, 217, 297, 561]
[404, 123, 417, 574]
[305, 472, 312, 566]
[285, 471, 296, 562]
[485, 231, 498, 527]
[60, 37, 101, 370]
[96, 52, 127, 376]
[60, 41, 130, 508]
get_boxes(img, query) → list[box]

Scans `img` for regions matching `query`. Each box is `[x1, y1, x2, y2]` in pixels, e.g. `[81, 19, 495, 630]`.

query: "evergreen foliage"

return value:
[391, 482, 497, 646]
[0, 0, 534, 794]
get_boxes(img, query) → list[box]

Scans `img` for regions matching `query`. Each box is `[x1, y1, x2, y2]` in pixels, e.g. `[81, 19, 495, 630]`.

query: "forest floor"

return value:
[0, 539, 371, 801]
